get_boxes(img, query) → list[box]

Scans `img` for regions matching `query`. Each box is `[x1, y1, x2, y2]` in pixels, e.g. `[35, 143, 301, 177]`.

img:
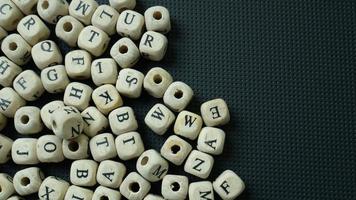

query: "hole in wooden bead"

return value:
[42, 0, 49, 9]
[141, 156, 149, 166]
[68, 141, 79, 152]
[52, 120, 57, 129]
[9, 42, 18, 51]
[100, 196, 109, 200]
[63, 22, 73, 32]
[153, 11, 162, 20]
[171, 182, 180, 192]
[129, 182, 140, 193]
[20, 115, 30, 124]
[171, 145, 181, 154]
[153, 74, 162, 84]
[174, 90, 183, 99]
[21, 177, 30, 186]
[119, 45, 128, 54]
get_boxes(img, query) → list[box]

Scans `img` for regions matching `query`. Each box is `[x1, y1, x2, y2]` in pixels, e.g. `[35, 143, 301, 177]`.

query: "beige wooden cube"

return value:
[92, 84, 123, 115]
[0, 0, 24, 31]
[120, 172, 151, 200]
[7, 195, 25, 200]
[56, 15, 84, 47]
[0, 87, 26, 118]
[65, 50, 92, 80]
[37, 0, 69, 24]
[40, 100, 65, 130]
[144, 6, 171, 34]
[97, 160, 126, 189]
[14, 106, 43, 135]
[116, 10, 144, 40]
[201, 98, 230, 127]
[161, 175, 189, 200]
[213, 170, 245, 200]
[13, 167, 44, 196]
[41, 65, 70, 93]
[12, 0, 37, 15]
[0, 26, 8, 42]
[144, 103, 175, 135]
[116, 68, 144, 98]
[110, 37, 140, 68]
[64, 185, 93, 200]
[188, 181, 214, 200]
[115, 131, 144, 160]
[89, 133, 117, 162]
[174, 110, 203, 140]
[143, 67, 173, 98]
[184, 150, 214, 179]
[63, 82, 93, 111]
[32, 40, 63, 70]
[62, 134, 90, 160]
[13, 70, 45, 101]
[38, 176, 69, 200]
[69, 0, 98, 25]
[92, 186, 121, 200]
[92, 5, 119, 35]
[137, 149, 169, 182]
[51, 106, 84, 139]
[139, 31, 168, 61]
[81, 106, 109, 137]
[163, 81, 194, 112]
[78, 25, 110, 57]
[0, 134, 13, 164]
[197, 127, 226, 155]
[160, 135, 192, 166]
[17, 15, 50, 46]
[12, 138, 39, 165]
[144, 194, 165, 200]
[109, 0, 136, 13]
[0, 56, 22, 87]
[36, 135, 64, 163]
[91, 58, 118, 86]
[1, 34, 32, 65]
[0, 113, 6, 131]
[70, 159, 98, 187]
[0, 173, 15, 199]
[109, 106, 138, 135]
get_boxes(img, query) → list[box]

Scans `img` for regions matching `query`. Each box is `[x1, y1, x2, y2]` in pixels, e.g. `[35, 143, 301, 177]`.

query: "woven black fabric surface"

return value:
[1, 0, 355, 199]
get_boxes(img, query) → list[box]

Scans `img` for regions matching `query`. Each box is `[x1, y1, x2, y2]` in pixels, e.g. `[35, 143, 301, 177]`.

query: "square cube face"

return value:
[97, 160, 126, 189]
[110, 37, 140, 69]
[0, 56, 22, 87]
[70, 159, 98, 187]
[89, 133, 117, 162]
[13, 70, 45, 101]
[189, 181, 214, 200]
[116, 68, 144, 98]
[81, 107, 108, 138]
[92, 84, 123, 115]
[0, 0, 24, 31]
[139, 31, 168, 61]
[109, 106, 138, 135]
[143, 67, 173, 98]
[91, 58, 118, 86]
[32, 40, 63, 70]
[213, 170, 245, 200]
[65, 50, 92, 80]
[115, 132, 144, 160]
[160, 135, 192, 166]
[41, 65, 70, 93]
[184, 150, 214, 179]
[38, 176, 69, 200]
[174, 110, 203, 140]
[91, 5, 119, 35]
[12, 138, 39, 165]
[17, 15, 50, 46]
[144, 103, 175, 135]
[69, 0, 98, 25]
[63, 82, 93, 111]
[78, 26, 110, 57]
[162, 175, 189, 200]
[116, 10, 144, 40]
[65, 185, 93, 200]
[201, 98, 230, 127]
[197, 127, 226, 155]
[144, 6, 171, 34]
[163, 81, 194, 112]
[119, 172, 151, 200]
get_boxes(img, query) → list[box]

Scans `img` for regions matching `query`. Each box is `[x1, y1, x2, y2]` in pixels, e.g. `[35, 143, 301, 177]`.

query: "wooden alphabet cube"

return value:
[38, 176, 69, 200]
[70, 159, 98, 187]
[161, 175, 189, 200]
[13, 70, 45, 101]
[163, 81, 194, 112]
[13, 167, 44, 196]
[0, 26, 7, 41]
[116, 68, 144, 98]
[143, 67, 173, 98]
[184, 150, 214, 179]
[201, 99, 230, 127]
[14, 106, 43, 135]
[81, 106, 109, 137]
[110, 37, 140, 69]
[41, 65, 70, 93]
[109, 0, 136, 13]
[37, 0, 69, 24]
[92, 84, 123, 115]
[92, 5, 119, 35]
[0, 113, 6, 131]
[136, 149, 169, 182]
[0, 87, 26, 118]
[36, 135, 64, 163]
[160, 135, 192, 166]
[93, 186, 121, 200]
[63, 82, 93, 111]
[56, 15, 84, 47]
[1, 34, 32, 65]
[213, 170, 245, 200]
[174, 110, 203, 140]
[40, 100, 65, 130]
[12, 138, 39, 165]
[139, 31, 168, 61]
[51, 106, 84, 139]
[32, 40, 63, 70]
[0, 173, 15, 199]
[78, 25, 110, 57]
[144, 103, 175, 135]
[197, 127, 226, 155]
[89, 133, 117, 162]
[0, 0, 24, 31]
[144, 194, 165, 200]
[62, 134, 90, 160]
[91, 58, 118, 86]
[65, 50, 92, 80]
[144, 6, 171, 34]
[0, 56, 22, 87]
[115, 131, 144, 160]
[12, 0, 37, 15]
[109, 106, 138, 135]
[188, 181, 214, 200]
[119, 172, 151, 200]
[0, 134, 13, 164]
[64, 185, 93, 200]
[17, 15, 50, 46]
[69, 0, 98, 25]
[116, 10, 144, 40]
[97, 160, 126, 189]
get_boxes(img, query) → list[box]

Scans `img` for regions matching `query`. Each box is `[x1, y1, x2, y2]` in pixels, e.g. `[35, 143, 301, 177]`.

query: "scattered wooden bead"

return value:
[110, 37, 140, 68]
[78, 25, 110, 57]
[143, 67, 173, 98]
[17, 15, 50, 46]
[92, 186, 121, 200]
[32, 40, 63, 70]
[37, 0, 69, 24]
[91, 58, 118, 86]
[92, 5, 119, 36]
[0, 134, 12, 164]
[188, 181, 214, 200]
[38, 176, 69, 200]
[97, 160, 126, 189]
[144, 194, 165, 200]
[139, 31, 168, 61]
[69, 0, 99, 25]
[12, 0, 37, 15]
[0, 87, 26, 118]
[40, 100, 65, 130]
[7, 196, 25, 200]
[64, 185, 93, 200]
[144, 103, 175, 135]
[92, 84, 123, 115]
[13, 70, 45, 101]
[63, 82, 93, 111]
[51, 106, 84, 140]
[0, 173, 15, 200]
[174, 110, 203, 140]
[70, 159, 98, 187]
[1, 34, 32, 65]
[144, 6, 171, 34]
[14, 106, 43, 135]
[0, 0, 24, 31]
[116, 68, 144, 98]
[36, 135, 64, 163]
[55, 15, 84, 47]
[119, 172, 151, 200]
[89, 133, 117, 162]
[0, 113, 7, 131]
[115, 131, 144, 160]
[13, 167, 44, 196]
[65, 50, 92, 80]
[0, 26, 8, 42]
[109, 0, 136, 13]
[197, 127, 226, 155]
[41, 65, 70, 93]
[0, 56, 22, 87]
[184, 150, 214, 179]
[81, 106, 109, 138]
[213, 170, 245, 200]
[62, 134, 90, 160]
[161, 175, 189, 200]
[109, 106, 138, 135]
[201, 98, 230, 127]
[136, 149, 169, 182]
[163, 81, 194, 112]
[116, 10, 144, 40]
[12, 138, 39, 165]
[160, 135, 192, 166]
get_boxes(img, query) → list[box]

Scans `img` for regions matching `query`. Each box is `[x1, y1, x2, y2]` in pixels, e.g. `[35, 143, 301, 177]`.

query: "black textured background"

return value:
[1, 0, 355, 199]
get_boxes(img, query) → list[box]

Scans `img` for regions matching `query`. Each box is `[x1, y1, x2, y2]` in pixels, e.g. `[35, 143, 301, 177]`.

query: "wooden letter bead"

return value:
[144, 6, 171, 34]
[14, 106, 43, 135]
[0, 173, 15, 199]
[184, 150, 214, 179]
[188, 181, 214, 200]
[201, 99, 230, 127]
[116, 10, 144, 40]
[64, 82, 93, 111]
[92, 84, 123, 115]
[81, 106, 109, 137]
[119, 172, 151, 200]
[78, 26, 110, 57]
[41, 65, 70, 93]
[116, 68, 144, 98]
[56, 16, 84, 47]
[136, 149, 169, 182]
[40, 100, 64, 130]
[13, 167, 44, 196]
[109, 106, 138, 135]
[36, 135, 64, 163]
[89, 133, 117, 162]
[37, 0, 69, 24]
[51, 106, 84, 139]
[174, 110, 203, 140]
[110, 37, 140, 69]
[65, 50, 92, 80]
[0, 56, 22, 87]
[12, 138, 39, 165]
[0, 113, 6, 131]
[0, 26, 8, 42]
[161, 175, 189, 200]
[143, 67, 173, 98]
[139, 31, 168, 61]
[213, 170, 245, 200]
[109, 0, 136, 13]
[144, 194, 165, 200]
[17, 15, 50, 46]
[197, 127, 226, 155]
[92, 5, 119, 35]
[38, 176, 69, 200]
[0, 0, 24, 31]
[12, 0, 37, 15]
[32, 40, 63, 70]
[0, 87, 26, 118]
[91, 58, 118, 86]
[69, 0, 98, 25]
[64, 185, 93, 200]
[70, 159, 98, 187]
[163, 81, 194, 112]
[93, 186, 121, 200]
[0, 134, 13, 164]
[115, 131, 144, 160]
[13, 70, 44, 101]
[1, 34, 32, 65]
[62, 134, 89, 160]
[160, 135, 192, 166]
[97, 160, 126, 189]
[144, 103, 175, 135]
